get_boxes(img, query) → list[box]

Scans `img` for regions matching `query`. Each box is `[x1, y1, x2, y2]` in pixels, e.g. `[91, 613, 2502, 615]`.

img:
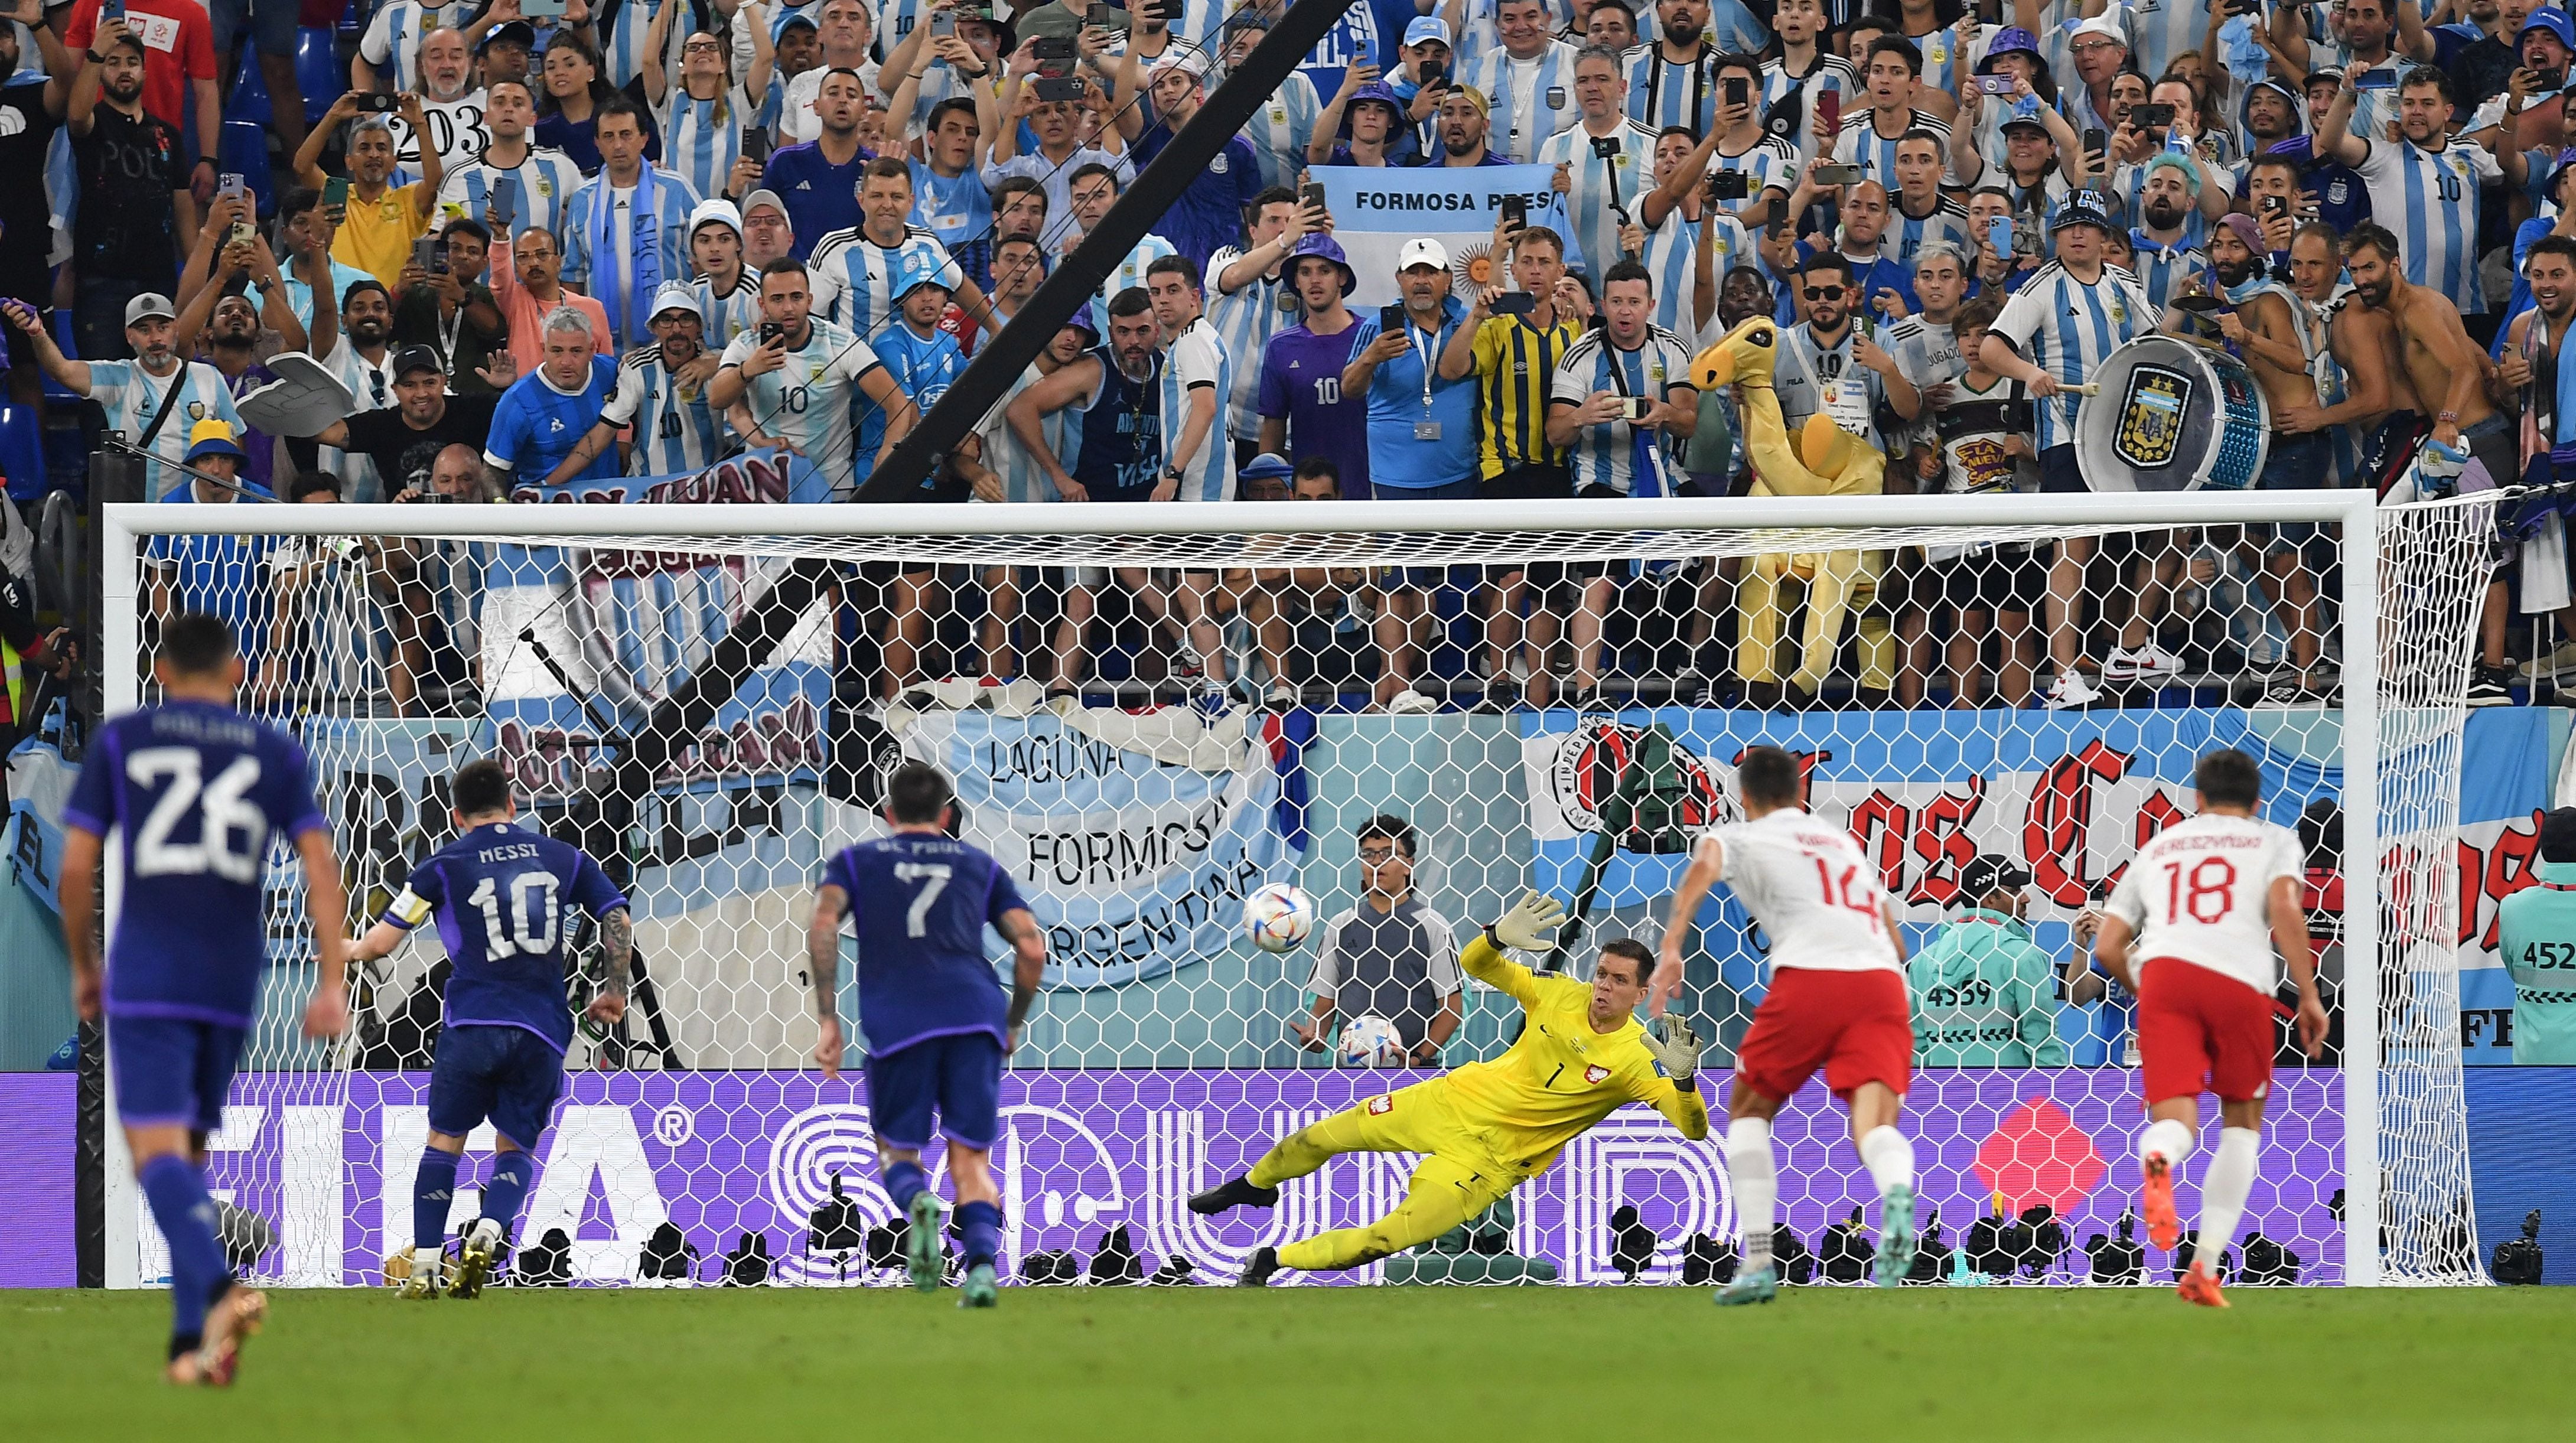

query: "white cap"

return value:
[1147, 52, 1206, 81]
[1396, 237, 1449, 272]
[2068, 15, 2126, 47]
[689, 197, 744, 238]
[650, 282, 704, 323]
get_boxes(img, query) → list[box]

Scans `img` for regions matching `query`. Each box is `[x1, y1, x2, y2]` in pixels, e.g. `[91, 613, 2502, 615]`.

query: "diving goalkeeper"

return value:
[1192, 894, 1709, 1284]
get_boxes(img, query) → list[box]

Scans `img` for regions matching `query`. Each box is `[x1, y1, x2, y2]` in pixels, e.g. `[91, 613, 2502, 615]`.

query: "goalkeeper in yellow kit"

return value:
[1193, 893, 1709, 1284]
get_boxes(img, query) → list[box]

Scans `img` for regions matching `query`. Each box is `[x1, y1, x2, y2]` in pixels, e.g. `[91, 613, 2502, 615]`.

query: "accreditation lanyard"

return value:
[1410, 314, 1443, 438]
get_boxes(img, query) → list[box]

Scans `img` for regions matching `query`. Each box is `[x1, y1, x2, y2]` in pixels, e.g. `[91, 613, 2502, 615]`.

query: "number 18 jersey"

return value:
[820, 834, 1030, 1056]
[1708, 807, 1901, 976]
[2105, 813, 2304, 998]
[380, 822, 628, 1053]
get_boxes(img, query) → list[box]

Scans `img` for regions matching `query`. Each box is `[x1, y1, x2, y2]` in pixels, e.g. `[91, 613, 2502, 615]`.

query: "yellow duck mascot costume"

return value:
[1691, 318, 1894, 705]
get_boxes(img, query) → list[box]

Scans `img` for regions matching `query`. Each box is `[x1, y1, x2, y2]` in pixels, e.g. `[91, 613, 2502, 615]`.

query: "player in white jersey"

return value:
[2095, 748, 2326, 1309]
[1653, 745, 1920, 1305]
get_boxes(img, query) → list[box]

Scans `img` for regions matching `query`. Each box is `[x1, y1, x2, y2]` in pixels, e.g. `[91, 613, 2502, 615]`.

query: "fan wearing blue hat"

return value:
[1256, 233, 1373, 499]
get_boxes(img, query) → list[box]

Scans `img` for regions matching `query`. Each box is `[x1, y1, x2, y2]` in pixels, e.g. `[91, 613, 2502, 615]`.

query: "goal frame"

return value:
[95, 488, 2447, 1288]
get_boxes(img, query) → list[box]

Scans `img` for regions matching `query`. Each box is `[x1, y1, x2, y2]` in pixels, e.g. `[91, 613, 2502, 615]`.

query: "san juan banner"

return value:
[1311, 164, 1585, 310]
[44, 1066, 2341, 1289]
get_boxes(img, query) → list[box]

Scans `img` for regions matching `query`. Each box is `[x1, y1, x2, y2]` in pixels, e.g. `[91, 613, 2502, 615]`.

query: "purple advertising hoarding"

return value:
[27, 1067, 2345, 1287]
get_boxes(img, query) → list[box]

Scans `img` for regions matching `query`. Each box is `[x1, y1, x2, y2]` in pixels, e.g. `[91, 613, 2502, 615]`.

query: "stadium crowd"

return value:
[4, 0, 2574, 718]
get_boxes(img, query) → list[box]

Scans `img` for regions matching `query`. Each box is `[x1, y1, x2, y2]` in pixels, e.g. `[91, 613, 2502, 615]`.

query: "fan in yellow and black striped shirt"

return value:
[1435, 226, 1595, 708]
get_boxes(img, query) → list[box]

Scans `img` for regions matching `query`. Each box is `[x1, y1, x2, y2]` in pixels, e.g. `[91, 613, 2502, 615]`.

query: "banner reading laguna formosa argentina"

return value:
[1311, 164, 1585, 309]
[897, 711, 1293, 989]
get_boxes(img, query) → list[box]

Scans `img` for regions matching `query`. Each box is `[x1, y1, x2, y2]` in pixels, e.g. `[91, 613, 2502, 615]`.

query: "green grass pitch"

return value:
[4, 1285, 2570, 1439]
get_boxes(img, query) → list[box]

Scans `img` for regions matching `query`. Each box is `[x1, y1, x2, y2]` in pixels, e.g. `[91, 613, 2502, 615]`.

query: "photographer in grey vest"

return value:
[1294, 815, 1464, 1065]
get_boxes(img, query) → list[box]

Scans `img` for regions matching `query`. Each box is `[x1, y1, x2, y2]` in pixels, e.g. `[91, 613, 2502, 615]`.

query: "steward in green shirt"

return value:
[1909, 856, 2069, 1067]
[2497, 809, 2576, 1065]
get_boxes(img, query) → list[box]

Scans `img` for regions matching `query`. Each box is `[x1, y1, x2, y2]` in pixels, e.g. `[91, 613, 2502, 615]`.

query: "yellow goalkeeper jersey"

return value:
[1435, 935, 1710, 1175]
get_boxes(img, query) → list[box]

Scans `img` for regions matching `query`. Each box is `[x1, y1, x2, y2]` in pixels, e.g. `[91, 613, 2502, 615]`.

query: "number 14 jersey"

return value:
[1708, 807, 1902, 976]
[2105, 813, 2304, 997]
[821, 834, 1029, 1055]
[382, 822, 628, 1052]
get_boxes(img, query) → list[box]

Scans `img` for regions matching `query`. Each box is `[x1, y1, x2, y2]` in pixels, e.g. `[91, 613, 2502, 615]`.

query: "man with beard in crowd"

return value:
[176, 250, 302, 495]
[2128, 156, 2212, 312]
[2199, 214, 2337, 705]
[551, 286, 723, 483]
[394, 22, 490, 174]
[392, 218, 507, 394]
[305, 346, 503, 506]
[1411, 84, 1512, 170]
[2344, 222, 2519, 702]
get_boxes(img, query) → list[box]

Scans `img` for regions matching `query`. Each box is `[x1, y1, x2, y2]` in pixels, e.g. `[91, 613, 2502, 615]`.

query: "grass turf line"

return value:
[2, 1286, 2569, 1440]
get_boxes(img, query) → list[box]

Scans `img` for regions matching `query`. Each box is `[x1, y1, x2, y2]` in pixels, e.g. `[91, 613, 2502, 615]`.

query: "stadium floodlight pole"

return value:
[855, 0, 1356, 503]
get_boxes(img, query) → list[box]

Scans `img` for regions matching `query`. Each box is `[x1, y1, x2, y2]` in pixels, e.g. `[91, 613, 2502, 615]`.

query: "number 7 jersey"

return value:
[2105, 813, 2304, 997]
[820, 833, 1030, 1056]
[380, 822, 628, 1053]
[1708, 807, 1903, 975]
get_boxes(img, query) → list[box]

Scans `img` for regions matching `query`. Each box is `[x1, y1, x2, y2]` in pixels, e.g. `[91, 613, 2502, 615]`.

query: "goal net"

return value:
[95, 484, 2496, 1288]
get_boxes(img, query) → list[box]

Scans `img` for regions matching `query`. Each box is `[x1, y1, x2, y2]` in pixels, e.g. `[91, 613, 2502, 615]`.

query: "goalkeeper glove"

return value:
[1642, 1014, 1703, 1086]
[1486, 891, 1567, 952]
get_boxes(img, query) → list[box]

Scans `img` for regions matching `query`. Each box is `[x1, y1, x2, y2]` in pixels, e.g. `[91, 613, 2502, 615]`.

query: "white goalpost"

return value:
[94, 489, 2494, 1288]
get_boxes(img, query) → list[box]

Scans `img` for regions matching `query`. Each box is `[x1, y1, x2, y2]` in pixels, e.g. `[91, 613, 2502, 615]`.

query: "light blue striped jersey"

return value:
[1466, 41, 1583, 165]
[436, 147, 587, 240]
[1986, 260, 2160, 448]
[357, 1, 470, 88]
[975, 361, 1077, 505]
[2124, 232, 2209, 314]
[1759, 56, 1858, 165]
[2353, 133, 2500, 315]
[658, 82, 765, 205]
[1624, 44, 1717, 135]
[1712, 133, 1801, 214]
[980, 146, 1134, 256]
[88, 359, 243, 477]
[692, 271, 764, 352]
[1705, 0, 1771, 53]
[2122, 0, 2200, 76]
[603, 346, 722, 475]
[1203, 245, 1290, 435]
[1234, 71, 1322, 191]
[1832, 108, 1952, 193]
[1642, 203, 1753, 348]
[319, 340, 400, 500]
[1091, 232, 1180, 335]
[273, 259, 377, 336]
[1157, 316, 1236, 503]
[1904, 21, 1988, 99]
[808, 224, 964, 342]
[716, 318, 887, 488]
[561, 168, 706, 351]
[605, 0, 688, 88]
[1536, 118, 1661, 284]
[1886, 196, 1973, 268]
[1552, 326, 1696, 496]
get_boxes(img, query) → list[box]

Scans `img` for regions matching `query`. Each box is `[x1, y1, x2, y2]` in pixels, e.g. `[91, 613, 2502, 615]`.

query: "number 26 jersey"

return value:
[1708, 807, 1902, 976]
[382, 821, 628, 1052]
[2105, 813, 2304, 997]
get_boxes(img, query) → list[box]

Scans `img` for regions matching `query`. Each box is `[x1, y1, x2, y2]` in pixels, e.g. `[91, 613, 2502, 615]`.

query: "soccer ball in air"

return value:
[1243, 882, 1316, 953]
[1339, 1015, 1408, 1068]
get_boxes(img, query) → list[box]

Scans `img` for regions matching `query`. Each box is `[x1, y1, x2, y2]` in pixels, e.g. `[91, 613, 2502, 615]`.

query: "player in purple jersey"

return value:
[808, 760, 1046, 1308]
[346, 759, 631, 1299]
[57, 614, 350, 1386]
